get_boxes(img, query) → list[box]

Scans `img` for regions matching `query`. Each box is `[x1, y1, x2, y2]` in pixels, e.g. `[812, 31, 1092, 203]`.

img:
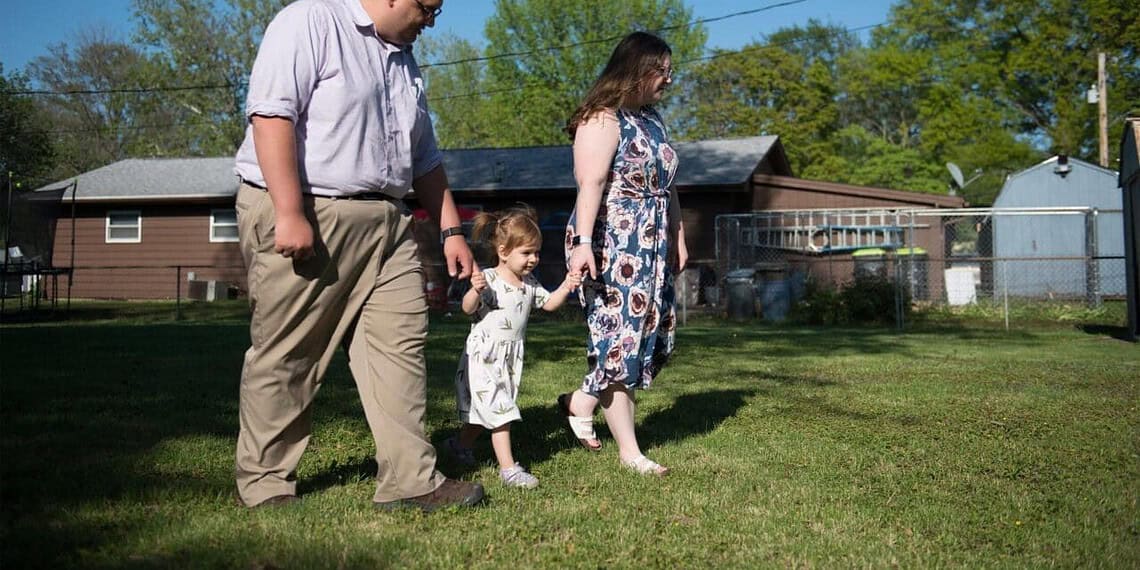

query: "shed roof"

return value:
[1003, 154, 1117, 185]
[752, 174, 967, 208]
[994, 154, 1121, 209]
[34, 136, 789, 202]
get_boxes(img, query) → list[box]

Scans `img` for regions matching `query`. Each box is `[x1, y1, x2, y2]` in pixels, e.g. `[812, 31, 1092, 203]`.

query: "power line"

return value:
[429, 21, 881, 104]
[19, 18, 876, 129]
[4, 0, 812, 96]
[679, 22, 882, 65]
[421, 0, 809, 70]
[6, 83, 236, 96]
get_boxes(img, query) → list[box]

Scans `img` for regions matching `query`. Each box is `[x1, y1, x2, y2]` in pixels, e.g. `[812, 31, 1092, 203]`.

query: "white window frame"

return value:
[209, 208, 240, 243]
[105, 210, 142, 243]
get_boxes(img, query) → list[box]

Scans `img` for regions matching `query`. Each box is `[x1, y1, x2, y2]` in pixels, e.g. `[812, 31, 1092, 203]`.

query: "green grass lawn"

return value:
[1, 307, 1137, 568]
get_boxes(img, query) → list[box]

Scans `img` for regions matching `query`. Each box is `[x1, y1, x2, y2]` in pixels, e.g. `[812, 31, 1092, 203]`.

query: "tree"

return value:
[0, 65, 55, 188]
[880, 0, 1140, 161]
[418, 34, 498, 149]
[420, 0, 707, 148]
[25, 31, 160, 181]
[675, 21, 854, 181]
[131, 0, 292, 157]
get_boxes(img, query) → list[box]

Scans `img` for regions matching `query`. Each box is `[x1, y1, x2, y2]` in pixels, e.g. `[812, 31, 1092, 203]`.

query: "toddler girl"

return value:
[446, 207, 581, 488]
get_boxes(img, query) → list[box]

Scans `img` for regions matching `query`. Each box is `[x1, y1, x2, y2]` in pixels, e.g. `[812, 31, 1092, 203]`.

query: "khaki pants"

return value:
[234, 184, 444, 506]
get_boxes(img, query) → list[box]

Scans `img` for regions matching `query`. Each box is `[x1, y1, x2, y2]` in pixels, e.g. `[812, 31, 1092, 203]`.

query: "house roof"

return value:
[33, 136, 789, 202]
[752, 174, 968, 208]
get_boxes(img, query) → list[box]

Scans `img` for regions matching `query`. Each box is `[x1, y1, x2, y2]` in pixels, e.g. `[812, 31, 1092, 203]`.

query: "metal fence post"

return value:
[1086, 208, 1102, 308]
[175, 265, 182, 321]
[1002, 258, 1010, 331]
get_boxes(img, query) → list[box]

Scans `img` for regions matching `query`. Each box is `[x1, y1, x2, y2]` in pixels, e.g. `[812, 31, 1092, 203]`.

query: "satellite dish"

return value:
[946, 162, 965, 188]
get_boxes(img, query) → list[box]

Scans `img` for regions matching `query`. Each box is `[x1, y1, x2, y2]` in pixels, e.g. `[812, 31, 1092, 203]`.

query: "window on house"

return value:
[105, 210, 141, 243]
[210, 209, 239, 243]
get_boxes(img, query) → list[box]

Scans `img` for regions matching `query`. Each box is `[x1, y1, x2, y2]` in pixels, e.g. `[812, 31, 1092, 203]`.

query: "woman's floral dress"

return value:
[455, 268, 552, 428]
[565, 107, 679, 395]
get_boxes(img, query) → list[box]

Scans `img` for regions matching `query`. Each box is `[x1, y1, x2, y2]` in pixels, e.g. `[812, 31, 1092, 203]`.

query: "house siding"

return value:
[52, 202, 245, 299]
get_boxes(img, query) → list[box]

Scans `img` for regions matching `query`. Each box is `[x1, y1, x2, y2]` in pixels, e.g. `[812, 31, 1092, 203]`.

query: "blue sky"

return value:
[1, 0, 896, 73]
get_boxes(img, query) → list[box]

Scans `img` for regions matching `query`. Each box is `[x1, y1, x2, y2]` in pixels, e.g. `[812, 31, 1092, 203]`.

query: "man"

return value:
[232, 0, 483, 511]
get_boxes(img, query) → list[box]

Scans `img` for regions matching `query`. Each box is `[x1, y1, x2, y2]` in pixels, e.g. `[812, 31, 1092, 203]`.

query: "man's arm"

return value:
[413, 165, 476, 279]
[252, 115, 313, 260]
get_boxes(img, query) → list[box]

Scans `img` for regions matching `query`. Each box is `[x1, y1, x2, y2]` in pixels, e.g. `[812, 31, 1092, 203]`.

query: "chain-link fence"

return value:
[711, 207, 1127, 328]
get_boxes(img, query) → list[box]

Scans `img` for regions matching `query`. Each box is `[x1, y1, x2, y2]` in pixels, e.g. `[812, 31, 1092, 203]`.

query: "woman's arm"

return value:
[567, 110, 619, 279]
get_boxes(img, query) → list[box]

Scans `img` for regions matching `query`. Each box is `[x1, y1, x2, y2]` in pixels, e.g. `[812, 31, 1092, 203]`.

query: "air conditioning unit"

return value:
[187, 279, 235, 302]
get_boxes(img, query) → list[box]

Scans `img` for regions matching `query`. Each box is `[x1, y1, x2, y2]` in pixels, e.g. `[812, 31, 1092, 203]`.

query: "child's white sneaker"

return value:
[499, 464, 539, 489]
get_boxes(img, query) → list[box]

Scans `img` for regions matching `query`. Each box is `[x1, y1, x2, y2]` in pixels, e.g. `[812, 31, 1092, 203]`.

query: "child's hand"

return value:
[470, 270, 487, 293]
[562, 271, 582, 291]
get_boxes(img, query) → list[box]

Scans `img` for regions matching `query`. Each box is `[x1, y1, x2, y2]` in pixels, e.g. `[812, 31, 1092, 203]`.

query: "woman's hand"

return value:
[567, 243, 597, 280]
[561, 270, 583, 292]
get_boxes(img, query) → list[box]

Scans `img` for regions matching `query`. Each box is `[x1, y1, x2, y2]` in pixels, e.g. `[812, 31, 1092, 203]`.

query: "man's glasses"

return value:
[413, 0, 442, 18]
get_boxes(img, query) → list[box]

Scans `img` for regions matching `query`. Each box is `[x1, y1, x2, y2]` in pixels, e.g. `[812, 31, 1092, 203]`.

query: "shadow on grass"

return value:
[1076, 323, 1136, 342]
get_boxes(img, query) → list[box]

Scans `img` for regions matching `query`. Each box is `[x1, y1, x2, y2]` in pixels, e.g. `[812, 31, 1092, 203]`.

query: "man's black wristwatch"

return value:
[440, 226, 464, 243]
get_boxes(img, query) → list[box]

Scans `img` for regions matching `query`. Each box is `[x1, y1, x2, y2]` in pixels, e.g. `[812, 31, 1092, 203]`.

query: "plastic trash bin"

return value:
[853, 248, 889, 279]
[754, 263, 790, 322]
[724, 268, 756, 320]
[896, 247, 929, 300]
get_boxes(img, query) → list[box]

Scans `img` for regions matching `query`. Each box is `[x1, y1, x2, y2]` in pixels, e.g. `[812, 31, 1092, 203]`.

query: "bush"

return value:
[793, 275, 909, 325]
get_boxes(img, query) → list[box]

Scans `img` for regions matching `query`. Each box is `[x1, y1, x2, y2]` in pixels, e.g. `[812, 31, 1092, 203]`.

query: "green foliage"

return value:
[25, 33, 164, 181]
[791, 277, 845, 325]
[0, 65, 55, 187]
[131, 0, 293, 157]
[420, 0, 707, 147]
[793, 273, 910, 325]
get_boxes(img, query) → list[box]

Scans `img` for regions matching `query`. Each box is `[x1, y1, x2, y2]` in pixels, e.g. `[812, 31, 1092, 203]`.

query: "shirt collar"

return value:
[345, 0, 413, 54]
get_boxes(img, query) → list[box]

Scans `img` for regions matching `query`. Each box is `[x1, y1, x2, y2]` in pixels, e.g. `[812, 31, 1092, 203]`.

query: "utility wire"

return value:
[420, 0, 808, 69]
[5, 0, 809, 96]
[6, 83, 236, 96]
[23, 19, 878, 135]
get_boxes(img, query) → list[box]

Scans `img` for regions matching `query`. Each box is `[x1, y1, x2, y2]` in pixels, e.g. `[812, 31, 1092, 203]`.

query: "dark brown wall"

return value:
[52, 202, 245, 299]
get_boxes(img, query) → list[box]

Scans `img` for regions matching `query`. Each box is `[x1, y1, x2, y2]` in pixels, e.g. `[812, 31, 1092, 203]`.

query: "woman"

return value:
[561, 31, 687, 476]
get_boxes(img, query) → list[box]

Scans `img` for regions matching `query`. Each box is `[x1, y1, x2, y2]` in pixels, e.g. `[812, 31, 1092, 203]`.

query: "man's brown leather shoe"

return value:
[373, 479, 484, 513]
[248, 494, 299, 508]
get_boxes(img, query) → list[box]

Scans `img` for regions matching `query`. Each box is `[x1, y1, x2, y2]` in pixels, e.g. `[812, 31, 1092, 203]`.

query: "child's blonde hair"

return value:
[471, 205, 542, 256]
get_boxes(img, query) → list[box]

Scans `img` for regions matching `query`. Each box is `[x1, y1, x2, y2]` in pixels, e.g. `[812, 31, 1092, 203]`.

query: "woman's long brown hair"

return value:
[565, 31, 672, 140]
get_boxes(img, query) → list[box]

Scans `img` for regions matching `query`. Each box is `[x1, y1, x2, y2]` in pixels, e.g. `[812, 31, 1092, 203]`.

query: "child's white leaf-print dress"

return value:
[454, 268, 551, 429]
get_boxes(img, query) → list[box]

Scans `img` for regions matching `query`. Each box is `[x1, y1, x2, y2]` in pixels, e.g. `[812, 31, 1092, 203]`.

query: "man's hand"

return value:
[443, 235, 477, 280]
[275, 212, 314, 260]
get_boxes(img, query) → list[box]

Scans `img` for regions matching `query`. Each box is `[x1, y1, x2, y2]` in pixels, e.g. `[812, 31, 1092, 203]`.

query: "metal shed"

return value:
[1120, 119, 1140, 340]
[991, 155, 1123, 298]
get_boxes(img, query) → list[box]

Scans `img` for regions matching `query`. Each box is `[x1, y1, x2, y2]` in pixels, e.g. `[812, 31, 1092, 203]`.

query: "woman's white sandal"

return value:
[557, 393, 602, 451]
[622, 455, 669, 476]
